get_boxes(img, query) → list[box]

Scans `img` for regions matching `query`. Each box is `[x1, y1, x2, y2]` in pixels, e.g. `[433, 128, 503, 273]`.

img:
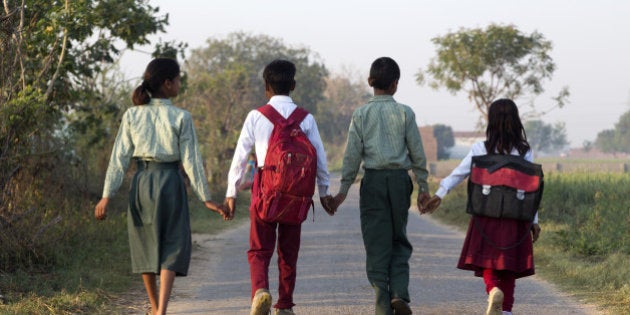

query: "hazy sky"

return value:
[122, 0, 630, 147]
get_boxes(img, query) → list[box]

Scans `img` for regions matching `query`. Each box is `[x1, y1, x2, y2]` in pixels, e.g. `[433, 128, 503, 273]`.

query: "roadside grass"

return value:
[0, 192, 251, 314]
[424, 172, 630, 314]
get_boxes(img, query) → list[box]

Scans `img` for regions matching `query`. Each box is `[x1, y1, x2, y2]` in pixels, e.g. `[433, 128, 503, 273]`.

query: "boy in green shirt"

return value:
[333, 57, 430, 315]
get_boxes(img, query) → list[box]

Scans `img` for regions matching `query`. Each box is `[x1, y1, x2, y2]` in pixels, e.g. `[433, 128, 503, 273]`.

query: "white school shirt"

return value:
[436, 141, 539, 223]
[226, 95, 330, 198]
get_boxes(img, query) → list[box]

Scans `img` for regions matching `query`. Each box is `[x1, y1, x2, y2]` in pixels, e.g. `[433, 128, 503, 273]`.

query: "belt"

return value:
[364, 168, 407, 173]
[135, 159, 180, 170]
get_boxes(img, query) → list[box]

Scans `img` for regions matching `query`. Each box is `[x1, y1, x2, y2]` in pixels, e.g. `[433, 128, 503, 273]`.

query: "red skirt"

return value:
[457, 215, 535, 279]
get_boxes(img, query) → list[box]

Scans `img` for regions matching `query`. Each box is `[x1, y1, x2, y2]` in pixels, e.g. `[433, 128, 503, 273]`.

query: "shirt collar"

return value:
[269, 95, 293, 103]
[369, 95, 395, 103]
[149, 98, 173, 106]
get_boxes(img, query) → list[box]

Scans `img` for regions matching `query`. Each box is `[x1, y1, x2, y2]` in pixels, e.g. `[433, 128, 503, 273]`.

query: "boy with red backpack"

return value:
[225, 59, 333, 315]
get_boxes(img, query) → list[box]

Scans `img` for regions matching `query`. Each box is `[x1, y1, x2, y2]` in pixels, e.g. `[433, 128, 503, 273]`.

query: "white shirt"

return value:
[436, 140, 538, 223]
[226, 95, 330, 198]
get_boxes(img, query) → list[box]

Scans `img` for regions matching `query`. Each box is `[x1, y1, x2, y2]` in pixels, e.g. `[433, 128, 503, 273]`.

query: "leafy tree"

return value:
[595, 110, 630, 153]
[433, 124, 455, 160]
[0, 0, 169, 269]
[317, 70, 371, 145]
[314, 71, 372, 167]
[416, 24, 569, 124]
[180, 32, 328, 187]
[524, 120, 569, 154]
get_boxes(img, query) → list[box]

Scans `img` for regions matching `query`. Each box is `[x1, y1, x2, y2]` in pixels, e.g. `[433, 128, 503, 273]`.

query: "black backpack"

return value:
[466, 154, 544, 222]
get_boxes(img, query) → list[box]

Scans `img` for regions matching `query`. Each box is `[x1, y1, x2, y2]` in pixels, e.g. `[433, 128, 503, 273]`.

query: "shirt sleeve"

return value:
[303, 114, 330, 197]
[404, 108, 429, 193]
[435, 143, 481, 199]
[179, 111, 212, 202]
[102, 111, 134, 198]
[524, 149, 539, 223]
[226, 111, 257, 198]
[339, 111, 363, 195]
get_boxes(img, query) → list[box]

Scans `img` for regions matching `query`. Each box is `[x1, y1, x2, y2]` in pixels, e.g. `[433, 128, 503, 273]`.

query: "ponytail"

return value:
[132, 81, 151, 105]
[131, 58, 180, 106]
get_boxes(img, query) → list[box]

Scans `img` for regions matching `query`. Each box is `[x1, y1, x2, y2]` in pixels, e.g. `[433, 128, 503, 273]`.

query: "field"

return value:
[429, 159, 630, 314]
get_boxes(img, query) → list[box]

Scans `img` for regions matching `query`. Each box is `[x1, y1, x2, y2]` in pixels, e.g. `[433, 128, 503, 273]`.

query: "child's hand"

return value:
[94, 198, 109, 220]
[531, 223, 541, 243]
[224, 197, 236, 219]
[332, 193, 346, 211]
[424, 195, 442, 214]
[320, 195, 335, 216]
[205, 200, 231, 221]
[416, 192, 430, 213]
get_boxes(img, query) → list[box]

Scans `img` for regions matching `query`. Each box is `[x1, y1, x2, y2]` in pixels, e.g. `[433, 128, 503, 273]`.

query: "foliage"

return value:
[540, 173, 630, 256]
[180, 32, 328, 187]
[524, 120, 569, 154]
[416, 24, 569, 124]
[0, 0, 168, 271]
[432, 124, 455, 160]
[316, 70, 371, 164]
[595, 110, 630, 153]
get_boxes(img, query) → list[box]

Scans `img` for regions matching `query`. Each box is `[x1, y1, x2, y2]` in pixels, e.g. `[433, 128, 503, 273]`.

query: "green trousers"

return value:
[359, 169, 413, 315]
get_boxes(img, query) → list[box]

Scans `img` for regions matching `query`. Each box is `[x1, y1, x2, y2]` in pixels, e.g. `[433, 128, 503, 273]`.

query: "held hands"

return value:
[417, 193, 442, 214]
[319, 193, 347, 216]
[320, 195, 335, 216]
[205, 200, 231, 221]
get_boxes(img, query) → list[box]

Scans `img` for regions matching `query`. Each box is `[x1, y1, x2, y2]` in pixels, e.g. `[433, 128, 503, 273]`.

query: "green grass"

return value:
[426, 172, 630, 314]
[0, 192, 251, 314]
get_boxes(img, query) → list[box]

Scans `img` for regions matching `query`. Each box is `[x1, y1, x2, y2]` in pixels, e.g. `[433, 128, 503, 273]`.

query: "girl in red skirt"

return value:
[425, 99, 541, 315]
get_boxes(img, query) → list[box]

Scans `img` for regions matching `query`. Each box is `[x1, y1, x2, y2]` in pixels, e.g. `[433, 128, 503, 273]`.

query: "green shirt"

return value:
[102, 98, 212, 201]
[339, 95, 429, 194]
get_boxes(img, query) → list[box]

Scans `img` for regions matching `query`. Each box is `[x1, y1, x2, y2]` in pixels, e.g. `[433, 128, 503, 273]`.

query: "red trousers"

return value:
[248, 170, 302, 309]
[483, 268, 516, 312]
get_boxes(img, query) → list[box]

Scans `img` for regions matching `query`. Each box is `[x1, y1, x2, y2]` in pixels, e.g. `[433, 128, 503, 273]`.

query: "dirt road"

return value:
[165, 184, 601, 315]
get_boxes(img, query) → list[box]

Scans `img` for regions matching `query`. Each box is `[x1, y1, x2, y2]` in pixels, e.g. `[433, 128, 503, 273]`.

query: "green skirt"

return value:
[127, 160, 191, 276]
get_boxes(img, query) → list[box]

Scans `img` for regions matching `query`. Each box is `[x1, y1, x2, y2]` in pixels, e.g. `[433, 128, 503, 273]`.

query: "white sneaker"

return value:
[502, 312, 512, 315]
[485, 287, 504, 315]
[250, 288, 272, 315]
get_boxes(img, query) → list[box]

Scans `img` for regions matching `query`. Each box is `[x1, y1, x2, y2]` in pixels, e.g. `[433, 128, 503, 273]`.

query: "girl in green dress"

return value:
[94, 58, 229, 315]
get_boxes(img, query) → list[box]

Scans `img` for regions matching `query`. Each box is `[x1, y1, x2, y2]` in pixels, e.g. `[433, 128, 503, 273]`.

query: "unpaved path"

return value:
[165, 182, 602, 315]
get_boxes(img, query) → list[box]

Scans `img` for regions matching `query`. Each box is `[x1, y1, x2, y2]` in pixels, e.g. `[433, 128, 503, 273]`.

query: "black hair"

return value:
[262, 59, 296, 95]
[132, 58, 180, 105]
[369, 57, 400, 90]
[484, 98, 531, 155]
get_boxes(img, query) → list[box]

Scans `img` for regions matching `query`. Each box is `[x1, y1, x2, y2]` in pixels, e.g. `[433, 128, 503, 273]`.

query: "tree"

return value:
[314, 70, 372, 165]
[524, 120, 569, 154]
[433, 124, 455, 160]
[416, 24, 569, 124]
[317, 70, 371, 144]
[0, 0, 169, 269]
[595, 110, 630, 153]
[180, 32, 328, 188]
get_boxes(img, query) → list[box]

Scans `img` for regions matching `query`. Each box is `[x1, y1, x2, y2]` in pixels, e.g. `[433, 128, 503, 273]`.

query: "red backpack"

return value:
[255, 104, 317, 225]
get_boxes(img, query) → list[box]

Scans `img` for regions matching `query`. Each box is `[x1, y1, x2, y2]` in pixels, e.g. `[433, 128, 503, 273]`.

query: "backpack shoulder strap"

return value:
[257, 104, 285, 126]
[288, 107, 309, 125]
[258, 105, 310, 126]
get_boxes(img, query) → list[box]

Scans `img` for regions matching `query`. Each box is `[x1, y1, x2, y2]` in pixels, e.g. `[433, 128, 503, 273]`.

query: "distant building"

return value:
[419, 126, 437, 162]
[449, 131, 485, 159]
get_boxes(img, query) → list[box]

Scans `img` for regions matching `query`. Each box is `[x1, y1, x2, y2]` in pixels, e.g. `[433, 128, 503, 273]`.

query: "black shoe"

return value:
[391, 298, 412, 315]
